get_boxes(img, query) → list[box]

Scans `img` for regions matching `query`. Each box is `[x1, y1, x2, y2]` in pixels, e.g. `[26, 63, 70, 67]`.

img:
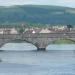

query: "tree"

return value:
[17, 24, 26, 34]
[67, 24, 73, 31]
[16, 24, 25, 39]
[17, 27, 25, 34]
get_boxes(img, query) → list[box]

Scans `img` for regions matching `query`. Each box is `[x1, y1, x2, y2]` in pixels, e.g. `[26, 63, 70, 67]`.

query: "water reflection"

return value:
[46, 44, 75, 50]
[1, 43, 75, 51]
[0, 43, 37, 51]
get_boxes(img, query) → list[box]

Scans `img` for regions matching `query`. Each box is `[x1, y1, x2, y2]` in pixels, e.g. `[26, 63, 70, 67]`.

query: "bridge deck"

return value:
[0, 33, 75, 39]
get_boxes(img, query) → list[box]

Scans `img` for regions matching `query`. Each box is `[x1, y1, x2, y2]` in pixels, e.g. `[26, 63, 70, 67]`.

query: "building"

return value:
[0, 28, 18, 34]
[10, 28, 18, 34]
[39, 28, 52, 33]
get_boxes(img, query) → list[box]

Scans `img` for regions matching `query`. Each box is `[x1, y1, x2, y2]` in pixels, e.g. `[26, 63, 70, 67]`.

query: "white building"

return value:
[0, 28, 18, 34]
[0, 29, 3, 34]
[52, 26, 67, 31]
[32, 30, 36, 34]
[10, 28, 18, 34]
[39, 29, 51, 33]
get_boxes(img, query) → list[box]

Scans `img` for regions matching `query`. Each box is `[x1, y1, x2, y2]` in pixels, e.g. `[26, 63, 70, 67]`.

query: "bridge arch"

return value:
[45, 38, 75, 50]
[1, 39, 37, 50]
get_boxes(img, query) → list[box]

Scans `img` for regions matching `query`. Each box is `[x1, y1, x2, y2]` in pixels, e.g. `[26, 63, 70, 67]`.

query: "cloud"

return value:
[63, 0, 75, 3]
[55, 0, 75, 7]
[0, 0, 75, 8]
[0, 0, 33, 6]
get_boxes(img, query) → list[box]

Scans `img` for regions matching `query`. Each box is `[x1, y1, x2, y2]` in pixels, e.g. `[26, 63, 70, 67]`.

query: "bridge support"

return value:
[37, 48, 45, 51]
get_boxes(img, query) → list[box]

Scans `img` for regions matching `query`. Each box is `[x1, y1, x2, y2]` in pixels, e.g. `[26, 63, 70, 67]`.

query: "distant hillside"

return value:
[0, 5, 75, 26]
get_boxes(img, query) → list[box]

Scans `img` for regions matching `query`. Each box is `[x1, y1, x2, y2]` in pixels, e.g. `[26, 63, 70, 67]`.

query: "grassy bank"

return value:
[53, 38, 75, 44]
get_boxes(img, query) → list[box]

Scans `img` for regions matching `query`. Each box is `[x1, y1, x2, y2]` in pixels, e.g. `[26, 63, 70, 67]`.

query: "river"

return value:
[0, 43, 75, 75]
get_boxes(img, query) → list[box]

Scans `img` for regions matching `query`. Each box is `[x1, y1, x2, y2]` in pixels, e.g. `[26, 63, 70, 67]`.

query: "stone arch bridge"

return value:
[0, 33, 75, 50]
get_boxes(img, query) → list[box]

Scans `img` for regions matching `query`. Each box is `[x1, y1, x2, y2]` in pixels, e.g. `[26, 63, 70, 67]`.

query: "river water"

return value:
[0, 43, 75, 75]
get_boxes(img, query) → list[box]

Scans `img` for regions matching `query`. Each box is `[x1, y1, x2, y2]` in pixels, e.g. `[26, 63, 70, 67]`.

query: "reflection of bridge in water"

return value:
[0, 33, 75, 50]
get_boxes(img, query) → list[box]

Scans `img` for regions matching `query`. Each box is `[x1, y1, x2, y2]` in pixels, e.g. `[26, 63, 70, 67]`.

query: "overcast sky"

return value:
[0, 0, 75, 8]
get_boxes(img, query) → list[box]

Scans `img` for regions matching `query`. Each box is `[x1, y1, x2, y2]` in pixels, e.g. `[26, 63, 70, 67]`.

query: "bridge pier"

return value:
[37, 48, 45, 51]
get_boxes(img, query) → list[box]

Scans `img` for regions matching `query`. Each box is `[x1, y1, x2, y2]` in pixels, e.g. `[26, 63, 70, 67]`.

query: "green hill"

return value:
[0, 5, 75, 26]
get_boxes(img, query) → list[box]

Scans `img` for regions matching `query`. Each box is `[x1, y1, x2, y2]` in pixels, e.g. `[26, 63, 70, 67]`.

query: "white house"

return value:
[39, 28, 51, 33]
[32, 30, 36, 34]
[0, 29, 3, 34]
[10, 28, 18, 34]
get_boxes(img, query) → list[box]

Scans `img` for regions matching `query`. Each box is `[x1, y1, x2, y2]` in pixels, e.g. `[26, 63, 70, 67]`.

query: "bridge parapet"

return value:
[0, 33, 75, 38]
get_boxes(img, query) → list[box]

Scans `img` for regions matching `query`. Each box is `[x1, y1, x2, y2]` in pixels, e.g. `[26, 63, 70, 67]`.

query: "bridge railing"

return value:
[19, 33, 75, 38]
[0, 33, 75, 39]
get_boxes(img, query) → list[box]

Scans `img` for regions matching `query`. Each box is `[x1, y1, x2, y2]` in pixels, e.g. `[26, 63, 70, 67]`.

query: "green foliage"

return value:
[67, 24, 73, 28]
[16, 26, 25, 34]
[0, 5, 75, 26]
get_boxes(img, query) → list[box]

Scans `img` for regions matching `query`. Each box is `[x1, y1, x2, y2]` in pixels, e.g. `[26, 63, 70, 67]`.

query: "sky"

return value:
[0, 0, 75, 8]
